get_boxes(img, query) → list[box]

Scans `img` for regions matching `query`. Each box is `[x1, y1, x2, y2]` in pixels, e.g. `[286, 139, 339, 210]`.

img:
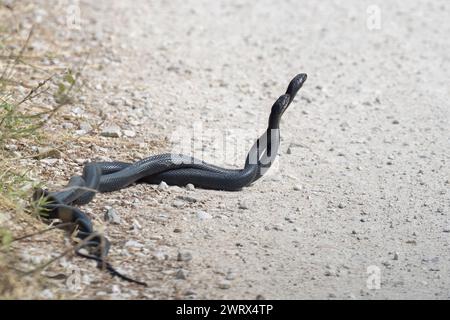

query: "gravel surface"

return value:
[6, 0, 449, 299]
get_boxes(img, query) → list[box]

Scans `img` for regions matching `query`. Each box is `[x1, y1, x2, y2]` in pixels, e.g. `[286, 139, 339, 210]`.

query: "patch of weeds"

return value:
[0, 27, 77, 222]
[0, 228, 12, 248]
[0, 33, 79, 207]
[53, 68, 77, 105]
[0, 101, 43, 143]
[28, 190, 51, 220]
[0, 165, 42, 211]
[0, 5, 82, 299]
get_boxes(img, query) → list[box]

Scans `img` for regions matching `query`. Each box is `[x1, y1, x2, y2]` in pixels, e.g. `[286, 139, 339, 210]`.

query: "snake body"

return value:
[33, 73, 307, 285]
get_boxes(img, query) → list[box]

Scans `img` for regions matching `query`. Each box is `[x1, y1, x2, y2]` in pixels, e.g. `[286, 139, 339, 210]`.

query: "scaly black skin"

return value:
[33, 73, 307, 286]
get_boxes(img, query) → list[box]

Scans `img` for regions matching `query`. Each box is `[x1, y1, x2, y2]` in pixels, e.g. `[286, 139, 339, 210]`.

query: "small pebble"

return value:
[62, 122, 74, 129]
[82, 274, 92, 285]
[132, 219, 142, 229]
[325, 264, 338, 277]
[170, 186, 183, 192]
[71, 107, 83, 115]
[186, 183, 195, 191]
[393, 252, 399, 260]
[225, 270, 236, 280]
[104, 207, 121, 224]
[79, 122, 92, 132]
[125, 240, 144, 248]
[40, 158, 58, 165]
[4, 144, 18, 151]
[40, 289, 54, 299]
[218, 280, 231, 289]
[111, 285, 121, 294]
[273, 224, 283, 231]
[175, 269, 188, 280]
[100, 126, 121, 138]
[293, 185, 302, 191]
[172, 200, 184, 208]
[177, 195, 197, 203]
[197, 211, 211, 220]
[152, 251, 168, 261]
[177, 251, 193, 262]
[285, 217, 294, 223]
[238, 201, 249, 210]
[184, 290, 196, 296]
[75, 129, 87, 135]
[157, 181, 169, 190]
[123, 129, 136, 137]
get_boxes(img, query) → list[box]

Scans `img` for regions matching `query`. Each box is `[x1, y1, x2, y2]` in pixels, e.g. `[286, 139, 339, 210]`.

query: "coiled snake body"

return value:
[33, 73, 307, 285]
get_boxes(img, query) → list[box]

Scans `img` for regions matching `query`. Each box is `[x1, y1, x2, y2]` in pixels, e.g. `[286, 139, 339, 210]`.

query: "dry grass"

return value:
[0, 2, 80, 299]
[0, 0, 147, 299]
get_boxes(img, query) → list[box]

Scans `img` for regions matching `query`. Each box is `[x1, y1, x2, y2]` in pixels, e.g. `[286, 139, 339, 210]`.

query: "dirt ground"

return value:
[3, 0, 449, 299]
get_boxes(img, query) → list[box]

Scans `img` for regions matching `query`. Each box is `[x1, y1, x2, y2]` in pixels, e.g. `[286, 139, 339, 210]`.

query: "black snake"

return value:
[33, 73, 308, 285]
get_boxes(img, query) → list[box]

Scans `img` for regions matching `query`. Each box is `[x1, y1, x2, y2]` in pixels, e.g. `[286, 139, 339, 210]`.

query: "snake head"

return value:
[267, 94, 291, 130]
[286, 73, 307, 104]
[268, 74, 307, 128]
[271, 94, 291, 117]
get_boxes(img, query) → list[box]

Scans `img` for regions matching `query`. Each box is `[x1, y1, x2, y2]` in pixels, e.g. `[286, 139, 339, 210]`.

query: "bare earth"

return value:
[7, 0, 450, 299]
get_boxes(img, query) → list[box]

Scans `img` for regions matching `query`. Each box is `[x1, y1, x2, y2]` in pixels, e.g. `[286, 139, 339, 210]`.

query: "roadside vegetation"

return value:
[0, 3, 78, 298]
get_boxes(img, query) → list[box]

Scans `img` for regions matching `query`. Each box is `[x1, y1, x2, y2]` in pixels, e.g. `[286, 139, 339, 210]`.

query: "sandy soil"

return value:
[5, 0, 450, 299]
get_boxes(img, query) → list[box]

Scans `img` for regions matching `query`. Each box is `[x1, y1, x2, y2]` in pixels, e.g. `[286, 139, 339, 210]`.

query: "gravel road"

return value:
[11, 0, 450, 299]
